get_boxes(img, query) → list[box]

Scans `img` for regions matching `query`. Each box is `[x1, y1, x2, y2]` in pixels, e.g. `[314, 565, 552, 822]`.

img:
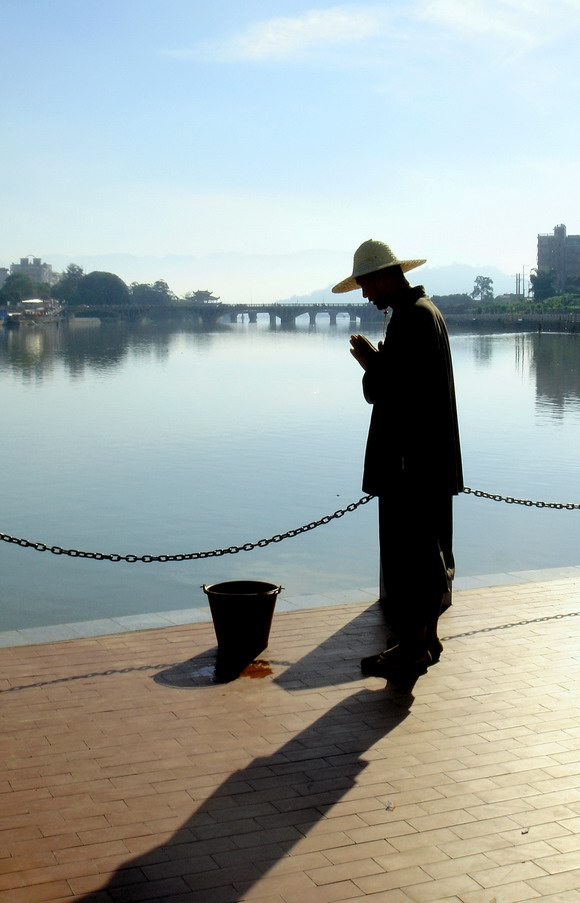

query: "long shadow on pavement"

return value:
[76, 606, 413, 902]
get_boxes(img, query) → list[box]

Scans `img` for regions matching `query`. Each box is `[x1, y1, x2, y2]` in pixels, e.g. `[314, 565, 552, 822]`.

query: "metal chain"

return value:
[442, 609, 580, 641]
[0, 487, 578, 563]
[461, 486, 580, 510]
[0, 496, 374, 563]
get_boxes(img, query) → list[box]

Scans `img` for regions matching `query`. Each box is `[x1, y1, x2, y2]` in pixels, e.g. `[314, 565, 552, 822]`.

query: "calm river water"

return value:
[1, 315, 579, 631]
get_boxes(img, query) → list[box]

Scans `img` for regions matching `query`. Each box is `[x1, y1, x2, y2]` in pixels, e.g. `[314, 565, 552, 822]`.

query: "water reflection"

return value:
[531, 332, 580, 413]
[1, 321, 65, 380]
[446, 330, 580, 419]
[3, 319, 580, 430]
[0, 319, 343, 384]
[471, 333, 496, 367]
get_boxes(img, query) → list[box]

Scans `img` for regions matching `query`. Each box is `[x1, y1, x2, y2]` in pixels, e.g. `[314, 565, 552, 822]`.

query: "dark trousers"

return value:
[377, 482, 455, 646]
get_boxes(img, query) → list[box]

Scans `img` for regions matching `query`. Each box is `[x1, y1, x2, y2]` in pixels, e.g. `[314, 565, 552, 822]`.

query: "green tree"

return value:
[74, 271, 129, 306]
[0, 273, 50, 306]
[470, 276, 494, 303]
[529, 268, 556, 302]
[130, 280, 176, 306]
[51, 263, 84, 305]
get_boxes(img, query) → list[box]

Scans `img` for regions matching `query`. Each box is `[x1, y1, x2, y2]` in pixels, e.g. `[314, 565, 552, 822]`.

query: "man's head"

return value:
[356, 265, 409, 310]
[332, 239, 426, 298]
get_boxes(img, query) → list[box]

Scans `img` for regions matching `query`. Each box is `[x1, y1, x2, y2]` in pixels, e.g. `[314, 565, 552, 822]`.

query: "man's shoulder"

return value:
[415, 294, 446, 321]
[390, 289, 446, 331]
[406, 295, 450, 345]
[409, 294, 440, 319]
[415, 292, 435, 309]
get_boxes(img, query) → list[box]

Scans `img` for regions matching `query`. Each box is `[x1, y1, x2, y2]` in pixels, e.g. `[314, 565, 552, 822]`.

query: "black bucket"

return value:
[202, 580, 282, 683]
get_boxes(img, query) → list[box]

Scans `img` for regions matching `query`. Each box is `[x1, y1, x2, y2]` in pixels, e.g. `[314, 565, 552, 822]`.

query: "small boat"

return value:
[16, 299, 65, 326]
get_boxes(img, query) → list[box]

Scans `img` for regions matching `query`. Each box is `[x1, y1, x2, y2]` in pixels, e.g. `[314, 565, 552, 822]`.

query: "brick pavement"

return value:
[0, 574, 579, 902]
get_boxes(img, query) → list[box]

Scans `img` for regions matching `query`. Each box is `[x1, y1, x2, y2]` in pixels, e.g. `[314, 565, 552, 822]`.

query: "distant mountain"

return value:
[279, 263, 515, 305]
[417, 264, 515, 297]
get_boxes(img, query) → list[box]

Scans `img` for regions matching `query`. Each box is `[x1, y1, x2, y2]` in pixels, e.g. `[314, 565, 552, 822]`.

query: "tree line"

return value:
[434, 271, 580, 313]
[0, 264, 219, 308]
[528, 269, 580, 306]
[2, 263, 579, 312]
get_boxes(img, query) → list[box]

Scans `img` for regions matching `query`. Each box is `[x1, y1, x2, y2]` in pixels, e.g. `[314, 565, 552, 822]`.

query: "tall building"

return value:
[537, 225, 580, 291]
[9, 256, 61, 286]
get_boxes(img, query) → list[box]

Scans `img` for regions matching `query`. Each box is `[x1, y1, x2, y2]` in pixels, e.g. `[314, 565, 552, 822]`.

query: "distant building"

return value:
[9, 255, 61, 286]
[537, 225, 580, 291]
[0, 267, 8, 288]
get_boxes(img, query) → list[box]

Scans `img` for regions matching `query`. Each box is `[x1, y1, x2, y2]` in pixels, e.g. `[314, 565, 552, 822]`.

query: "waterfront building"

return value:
[9, 255, 61, 286]
[537, 224, 580, 290]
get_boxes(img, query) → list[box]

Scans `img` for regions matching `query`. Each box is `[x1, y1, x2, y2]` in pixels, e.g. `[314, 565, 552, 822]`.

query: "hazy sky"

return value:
[2, 0, 579, 301]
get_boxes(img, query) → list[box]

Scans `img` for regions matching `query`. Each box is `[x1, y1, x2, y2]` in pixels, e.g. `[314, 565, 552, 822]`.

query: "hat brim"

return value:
[331, 258, 427, 294]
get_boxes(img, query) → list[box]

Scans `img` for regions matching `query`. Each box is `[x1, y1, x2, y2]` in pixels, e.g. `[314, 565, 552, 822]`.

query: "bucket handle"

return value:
[201, 584, 284, 593]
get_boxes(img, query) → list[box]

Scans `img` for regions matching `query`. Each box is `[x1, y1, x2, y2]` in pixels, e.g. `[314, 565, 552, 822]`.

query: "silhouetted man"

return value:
[333, 239, 463, 685]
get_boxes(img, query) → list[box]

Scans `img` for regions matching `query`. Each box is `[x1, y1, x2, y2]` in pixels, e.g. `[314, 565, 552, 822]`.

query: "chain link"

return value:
[461, 486, 580, 510]
[0, 487, 578, 563]
[442, 608, 580, 641]
[0, 496, 374, 563]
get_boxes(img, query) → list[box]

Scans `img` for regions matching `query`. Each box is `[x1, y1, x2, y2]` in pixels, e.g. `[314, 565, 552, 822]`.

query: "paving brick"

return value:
[290, 831, 354, 855]
[531, 850, 580, 875]
[0, 880, 72, 902]
[469, 860, 550, 888]
[329, 894, 418, 903]
[353, 864, 432, 893]
[527, 868, 580, 895]
[549, 832, 580, 854]
[275, 879, 361, 902]
[388, 827, 463, 851]
[305, 857, 384, 886]
[421, 851, 498, 879]
[459, 881, 542, 902]
[322, 837, 395, 864]
[401, 874, 487, 901]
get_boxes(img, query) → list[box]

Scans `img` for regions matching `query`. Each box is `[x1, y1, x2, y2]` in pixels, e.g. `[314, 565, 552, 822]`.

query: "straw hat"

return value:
[332, 239, 426, 293]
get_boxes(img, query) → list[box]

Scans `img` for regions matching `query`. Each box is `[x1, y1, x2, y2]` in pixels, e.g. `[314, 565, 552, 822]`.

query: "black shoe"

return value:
[383, 639, 442, 664]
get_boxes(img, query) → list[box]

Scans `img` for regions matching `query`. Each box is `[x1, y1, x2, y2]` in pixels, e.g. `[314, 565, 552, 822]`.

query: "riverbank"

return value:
[1, 564, 579, 648]
[444, 310, 580, 332]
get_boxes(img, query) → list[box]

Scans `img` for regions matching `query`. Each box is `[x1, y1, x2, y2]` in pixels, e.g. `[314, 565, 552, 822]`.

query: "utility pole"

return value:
[523, 265, 533, 300]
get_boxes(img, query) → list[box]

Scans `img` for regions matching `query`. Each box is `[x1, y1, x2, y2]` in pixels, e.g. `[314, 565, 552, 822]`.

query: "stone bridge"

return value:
[213, 301, 382, 328]
[69, 301, 383, 328]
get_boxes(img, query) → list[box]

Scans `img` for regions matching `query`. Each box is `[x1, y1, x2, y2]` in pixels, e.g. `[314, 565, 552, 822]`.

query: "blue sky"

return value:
[2, 0, 580, 301]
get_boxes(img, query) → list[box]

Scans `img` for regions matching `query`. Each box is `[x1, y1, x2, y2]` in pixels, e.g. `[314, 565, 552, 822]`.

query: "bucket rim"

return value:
[202, 580, 282, 597]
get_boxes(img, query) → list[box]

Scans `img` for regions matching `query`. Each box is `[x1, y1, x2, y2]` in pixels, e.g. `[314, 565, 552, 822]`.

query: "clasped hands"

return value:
[349, 333, 382, 370]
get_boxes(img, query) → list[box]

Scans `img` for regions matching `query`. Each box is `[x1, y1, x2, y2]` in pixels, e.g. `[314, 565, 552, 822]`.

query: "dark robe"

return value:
[360, 287, 463, 632]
